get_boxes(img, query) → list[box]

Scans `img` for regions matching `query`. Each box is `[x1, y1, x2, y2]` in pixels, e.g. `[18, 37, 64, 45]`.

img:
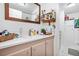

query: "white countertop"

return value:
[0, 34, 54, 49]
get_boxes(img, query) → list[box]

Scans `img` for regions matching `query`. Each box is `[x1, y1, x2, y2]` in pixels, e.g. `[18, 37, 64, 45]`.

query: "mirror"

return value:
[5, 3, 40, 24]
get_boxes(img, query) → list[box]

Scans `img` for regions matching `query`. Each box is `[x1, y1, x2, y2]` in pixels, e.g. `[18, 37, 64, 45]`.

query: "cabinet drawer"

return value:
[7, 47, 31, 56]
[32, 41, 45, 56]
[46, 39, 54, 56]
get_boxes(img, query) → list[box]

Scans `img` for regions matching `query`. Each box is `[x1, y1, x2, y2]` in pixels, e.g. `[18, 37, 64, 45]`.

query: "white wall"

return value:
[64, 20, 79, 44]
[67, 12, 79, 19]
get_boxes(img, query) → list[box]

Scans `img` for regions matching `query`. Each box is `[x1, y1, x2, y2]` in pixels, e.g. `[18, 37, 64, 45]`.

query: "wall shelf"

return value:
[42, 19, 56, 25]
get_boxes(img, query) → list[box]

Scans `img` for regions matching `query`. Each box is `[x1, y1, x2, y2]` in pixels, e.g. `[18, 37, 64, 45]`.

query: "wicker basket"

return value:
[0, 33, 16, 42]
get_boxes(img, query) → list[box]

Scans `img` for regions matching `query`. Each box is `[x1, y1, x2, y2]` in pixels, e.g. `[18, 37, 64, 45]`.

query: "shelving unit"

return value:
[41, 10, 56, 25]
[42, 19, 56, 25]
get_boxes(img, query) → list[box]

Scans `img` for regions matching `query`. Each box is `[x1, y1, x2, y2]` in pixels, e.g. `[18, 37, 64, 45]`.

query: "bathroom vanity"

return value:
[3, 3, 55, 56]
[0, 35, 54, 56]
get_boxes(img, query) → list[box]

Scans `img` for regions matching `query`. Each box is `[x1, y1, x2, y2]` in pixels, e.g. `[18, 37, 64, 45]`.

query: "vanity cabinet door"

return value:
[32, 41, 45, 56]
[7, 47, 31, 56]
[46, 39, 54, 56]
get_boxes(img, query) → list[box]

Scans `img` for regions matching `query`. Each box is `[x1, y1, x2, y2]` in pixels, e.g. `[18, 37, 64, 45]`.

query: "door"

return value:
[46, 39, 54, 56]
[7, 47, 31, 56]
[32, 41, 45, 56]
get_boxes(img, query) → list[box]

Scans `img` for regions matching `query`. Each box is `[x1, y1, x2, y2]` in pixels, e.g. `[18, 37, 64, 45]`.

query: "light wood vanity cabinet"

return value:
[0, 36, 54, 56]
[46, 39, 54, 56]
[8, 47, 31, 56]
[32, 41, 45, 56]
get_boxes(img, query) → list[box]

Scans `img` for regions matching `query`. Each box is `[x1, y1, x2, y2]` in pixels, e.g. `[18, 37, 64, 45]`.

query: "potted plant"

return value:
[41, 28, 46, 34]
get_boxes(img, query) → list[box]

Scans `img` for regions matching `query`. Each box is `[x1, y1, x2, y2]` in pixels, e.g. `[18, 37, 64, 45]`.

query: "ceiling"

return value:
[64, 3, 79, 14]
[9, 3, 39, 14]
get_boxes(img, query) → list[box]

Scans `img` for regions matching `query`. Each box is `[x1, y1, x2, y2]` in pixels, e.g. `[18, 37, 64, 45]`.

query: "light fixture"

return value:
[67, 3, 75, 7]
